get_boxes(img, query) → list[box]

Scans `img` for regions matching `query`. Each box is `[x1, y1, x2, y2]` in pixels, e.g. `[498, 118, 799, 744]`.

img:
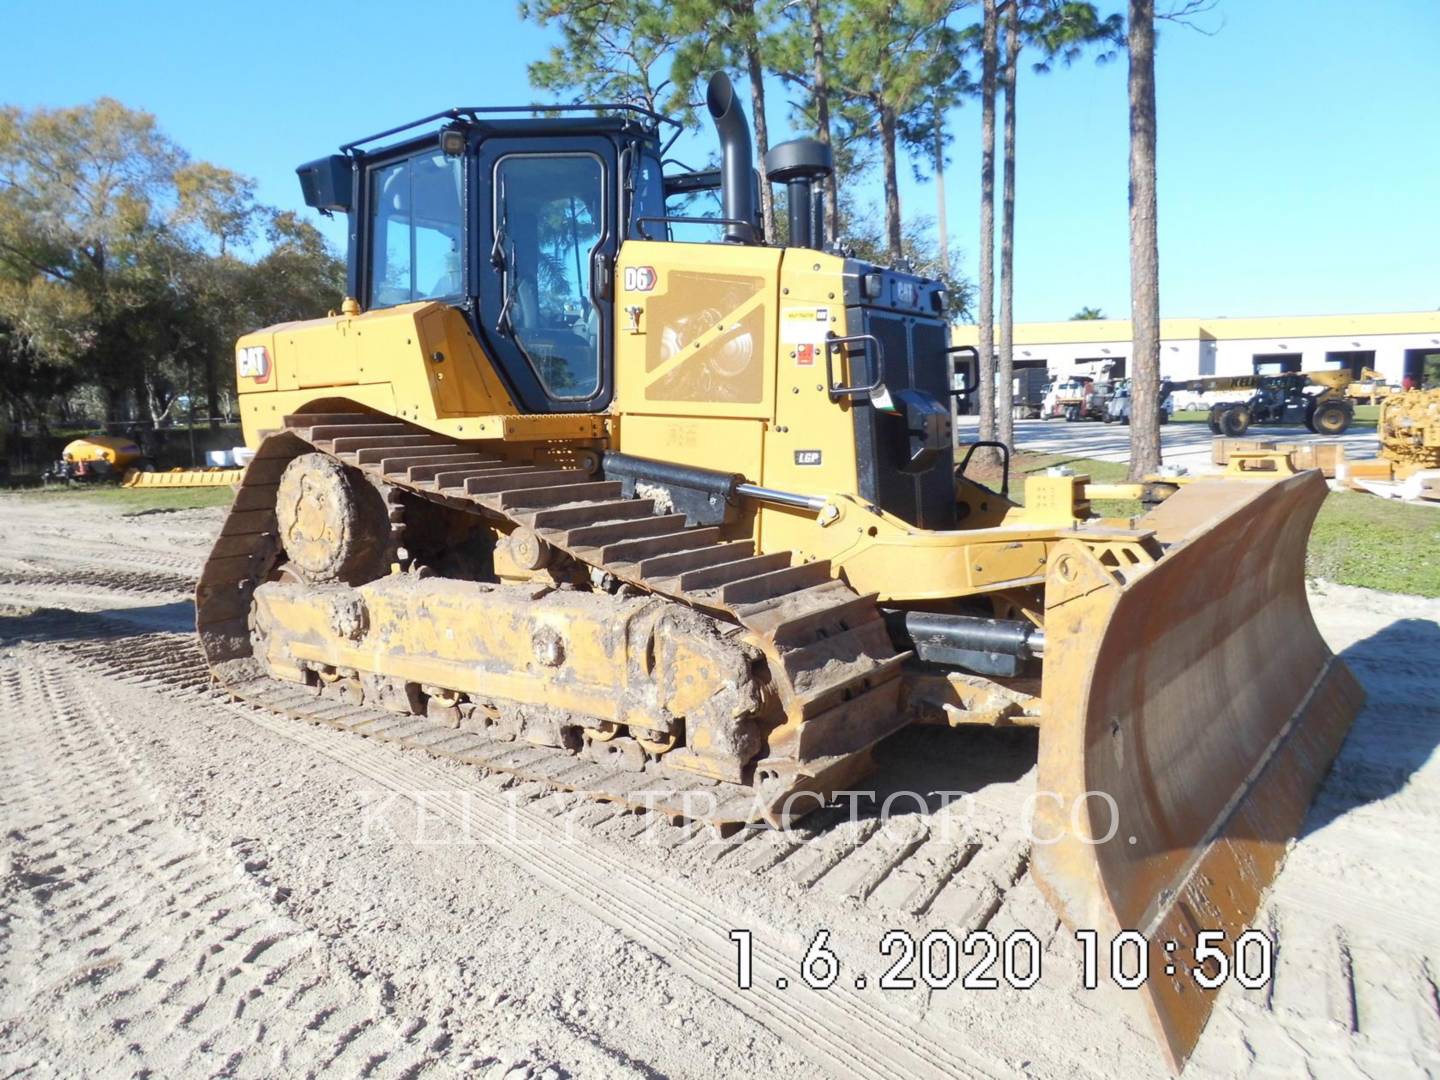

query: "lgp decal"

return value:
[796, 343, 815, 366]
[794, 450, 822, 466]
[623, 265, 657, 292]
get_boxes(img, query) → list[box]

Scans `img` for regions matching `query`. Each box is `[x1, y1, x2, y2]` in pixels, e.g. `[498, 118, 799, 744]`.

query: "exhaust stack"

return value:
[706, 72, 757, 244]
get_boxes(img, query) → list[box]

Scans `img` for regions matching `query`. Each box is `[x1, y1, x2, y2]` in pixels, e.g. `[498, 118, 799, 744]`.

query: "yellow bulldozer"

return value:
[198, 74, 1361, 1069]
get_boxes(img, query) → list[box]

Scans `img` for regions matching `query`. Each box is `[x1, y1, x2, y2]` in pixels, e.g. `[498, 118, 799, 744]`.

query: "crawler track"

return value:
[196, 413, 910, 828]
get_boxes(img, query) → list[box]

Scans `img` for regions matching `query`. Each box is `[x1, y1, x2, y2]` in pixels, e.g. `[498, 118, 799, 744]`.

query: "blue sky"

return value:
[2, 0, 1436, 322]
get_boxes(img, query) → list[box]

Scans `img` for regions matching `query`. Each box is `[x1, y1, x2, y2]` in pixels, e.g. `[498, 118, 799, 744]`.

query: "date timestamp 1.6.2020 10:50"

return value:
[728, 927, 1275, 992]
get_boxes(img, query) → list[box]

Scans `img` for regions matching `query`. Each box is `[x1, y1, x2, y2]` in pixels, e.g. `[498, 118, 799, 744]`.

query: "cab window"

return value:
[628, 150, 666, 235]
[494, 153, 603, 399]
[369, 152, 463, 308]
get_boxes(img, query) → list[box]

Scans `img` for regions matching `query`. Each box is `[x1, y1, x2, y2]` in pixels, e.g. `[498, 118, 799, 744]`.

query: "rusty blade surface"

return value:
[1033, 471, 1364, 1072]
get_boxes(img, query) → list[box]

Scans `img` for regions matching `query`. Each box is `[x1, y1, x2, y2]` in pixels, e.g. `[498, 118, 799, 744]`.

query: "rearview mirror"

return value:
[296, 155, 352, 213]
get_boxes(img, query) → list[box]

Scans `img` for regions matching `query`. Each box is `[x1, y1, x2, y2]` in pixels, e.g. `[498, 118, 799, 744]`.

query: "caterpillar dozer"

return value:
[197, 74, 1362, 1070]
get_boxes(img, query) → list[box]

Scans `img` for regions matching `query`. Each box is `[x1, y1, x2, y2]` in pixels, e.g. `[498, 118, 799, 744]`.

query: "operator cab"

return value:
[298, 108, 670, 414]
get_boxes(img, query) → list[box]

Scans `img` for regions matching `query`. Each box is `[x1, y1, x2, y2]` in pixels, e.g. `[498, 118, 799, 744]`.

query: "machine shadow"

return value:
[1300, 615, 1440, 838]
[0, 600, 196, 646]
[846, 721, 1038, 820]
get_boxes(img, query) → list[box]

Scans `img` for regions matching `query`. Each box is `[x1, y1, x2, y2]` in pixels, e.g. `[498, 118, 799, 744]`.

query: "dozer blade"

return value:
[123, 466, 246, 487]
[1033, 470, 1363, 1072]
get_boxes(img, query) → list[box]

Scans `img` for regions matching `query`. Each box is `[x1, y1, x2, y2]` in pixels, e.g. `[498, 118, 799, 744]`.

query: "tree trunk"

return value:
[1127, 0, 1162, 479]
[997, 7, 1019, 453]
[879, 104, 903, 263]
[808, 0, 839, 242]
[744, 39, 776, 244]
[976, 0, 999, 450]
[205, 350, 221, 430]
[102, 384, 117, 426]
[934, 99, 949, 277]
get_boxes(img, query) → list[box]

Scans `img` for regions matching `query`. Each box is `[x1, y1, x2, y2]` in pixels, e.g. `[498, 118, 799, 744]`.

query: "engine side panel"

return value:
[235, 303, 523, 446]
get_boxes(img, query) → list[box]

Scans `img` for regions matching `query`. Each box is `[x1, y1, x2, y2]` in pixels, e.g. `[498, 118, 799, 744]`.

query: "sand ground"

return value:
[0, 494, 1435, 1078]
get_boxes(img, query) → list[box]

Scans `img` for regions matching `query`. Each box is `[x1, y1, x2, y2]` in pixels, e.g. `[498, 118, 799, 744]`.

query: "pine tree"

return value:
[1126, 0, 1161, 477]
[828, 0, 965, 263]
[520, 0, 691, 115]
[997, 2, 1122, 451]
[671, 0, 779, 241]
[975, 0, 999, 449]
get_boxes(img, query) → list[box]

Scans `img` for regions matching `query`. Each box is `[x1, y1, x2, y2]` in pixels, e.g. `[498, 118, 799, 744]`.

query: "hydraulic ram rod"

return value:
[883, 609, 1046, 677]
[604, 452, 829, 514]
[734, 483, 827, 512]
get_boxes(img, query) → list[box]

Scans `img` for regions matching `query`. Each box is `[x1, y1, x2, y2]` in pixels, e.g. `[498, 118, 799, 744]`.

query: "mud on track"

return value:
[1, 495, 1438, 1078]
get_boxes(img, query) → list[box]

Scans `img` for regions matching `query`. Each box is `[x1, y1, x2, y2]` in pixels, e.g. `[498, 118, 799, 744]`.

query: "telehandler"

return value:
[1192, 368, 1361, 436]
[198, 74, 1361, 1069]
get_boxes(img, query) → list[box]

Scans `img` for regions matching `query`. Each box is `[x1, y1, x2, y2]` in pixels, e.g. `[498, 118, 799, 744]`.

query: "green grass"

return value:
[1169, 405, 1379, 427]
[8, 484, 236, 513]
[1015, 453, 1131, 484]
[1307, 490, 1440, 597]
[1000, 453, 1143, 516]
[1010, 455, 1439, 595]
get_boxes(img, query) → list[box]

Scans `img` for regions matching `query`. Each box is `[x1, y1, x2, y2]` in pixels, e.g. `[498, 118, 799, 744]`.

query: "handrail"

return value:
[632, 215, 759, 243]
[825, 333, 886, 401]
[956, 440, 1012, 498]
[340, 103, 680, 153]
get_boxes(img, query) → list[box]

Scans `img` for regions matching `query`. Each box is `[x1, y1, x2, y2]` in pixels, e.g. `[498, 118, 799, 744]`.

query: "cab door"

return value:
[473, 137, 617, 413]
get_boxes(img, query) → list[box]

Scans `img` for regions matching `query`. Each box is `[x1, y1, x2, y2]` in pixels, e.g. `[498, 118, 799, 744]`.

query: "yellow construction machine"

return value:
[1188, 368, 1363, 437]
[40, 433, 246, 488]
[1343, 386, 1440, 497]
[42, 434, 146, 484]
[1377, 386, 1440, 477]
[198, 74, 1361, 1069]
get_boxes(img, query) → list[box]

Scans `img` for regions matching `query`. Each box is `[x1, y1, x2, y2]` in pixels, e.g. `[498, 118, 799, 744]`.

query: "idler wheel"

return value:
[276, 452, 390, 584]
